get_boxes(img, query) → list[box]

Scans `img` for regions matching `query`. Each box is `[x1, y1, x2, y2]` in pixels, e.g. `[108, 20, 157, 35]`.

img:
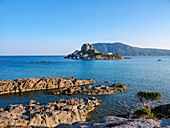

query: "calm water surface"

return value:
[0, 56, 170, 120]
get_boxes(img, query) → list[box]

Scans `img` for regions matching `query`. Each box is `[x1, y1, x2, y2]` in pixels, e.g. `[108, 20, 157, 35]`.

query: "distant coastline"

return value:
[92, 42, 170, 56]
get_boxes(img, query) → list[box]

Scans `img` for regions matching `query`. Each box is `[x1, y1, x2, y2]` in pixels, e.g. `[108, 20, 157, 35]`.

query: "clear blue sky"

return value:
[0, 0, 170, 55]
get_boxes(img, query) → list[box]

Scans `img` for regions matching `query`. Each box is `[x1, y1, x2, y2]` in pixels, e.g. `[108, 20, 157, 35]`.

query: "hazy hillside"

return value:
[92, 43, 170, 56]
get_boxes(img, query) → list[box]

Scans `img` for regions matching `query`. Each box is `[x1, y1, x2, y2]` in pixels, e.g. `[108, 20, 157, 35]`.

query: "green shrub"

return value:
[134, 107, 151, 117]
[134, 91, 163, 119]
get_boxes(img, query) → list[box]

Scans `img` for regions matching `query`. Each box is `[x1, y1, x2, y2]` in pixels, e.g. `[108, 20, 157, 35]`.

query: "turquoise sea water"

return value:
[0, 56, 170, 120]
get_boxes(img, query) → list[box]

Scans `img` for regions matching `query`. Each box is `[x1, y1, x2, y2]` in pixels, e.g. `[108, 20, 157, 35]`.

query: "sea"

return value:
[0, 56, 170, 121]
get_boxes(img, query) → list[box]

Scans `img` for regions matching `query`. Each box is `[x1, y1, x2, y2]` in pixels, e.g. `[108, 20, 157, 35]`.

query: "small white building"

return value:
[82, 54, 88, 58]
[108, 52, 113, 55]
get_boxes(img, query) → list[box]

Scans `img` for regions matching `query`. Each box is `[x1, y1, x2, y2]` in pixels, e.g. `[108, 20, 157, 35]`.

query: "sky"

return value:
[0, 0, 170, 55]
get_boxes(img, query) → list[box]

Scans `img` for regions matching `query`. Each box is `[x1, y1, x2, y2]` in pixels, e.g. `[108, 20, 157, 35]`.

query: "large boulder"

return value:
[81, 44, 93, 51]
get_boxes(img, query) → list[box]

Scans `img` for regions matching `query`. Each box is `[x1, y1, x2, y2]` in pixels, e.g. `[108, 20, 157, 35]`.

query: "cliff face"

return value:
[92, 42, 170, 56]
[81, 43, 93, 51]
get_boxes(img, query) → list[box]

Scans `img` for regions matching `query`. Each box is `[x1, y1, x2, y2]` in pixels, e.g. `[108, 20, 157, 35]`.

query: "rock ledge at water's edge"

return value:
[0, 77, 95, 95]
[49, 83, 128, 95]
[57, 116, 170, 128]
[0, 97, 101, 127]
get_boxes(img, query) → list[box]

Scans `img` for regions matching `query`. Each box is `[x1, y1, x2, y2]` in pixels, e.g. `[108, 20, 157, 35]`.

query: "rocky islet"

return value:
[49, 83, 128, 95]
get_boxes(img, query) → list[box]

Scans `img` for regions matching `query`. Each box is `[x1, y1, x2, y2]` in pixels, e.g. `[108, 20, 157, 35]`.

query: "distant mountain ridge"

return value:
[92, 42, 170, 56]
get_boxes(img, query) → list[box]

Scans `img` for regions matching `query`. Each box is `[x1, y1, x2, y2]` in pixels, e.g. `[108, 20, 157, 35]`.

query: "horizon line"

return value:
[0, 54, 67, 56]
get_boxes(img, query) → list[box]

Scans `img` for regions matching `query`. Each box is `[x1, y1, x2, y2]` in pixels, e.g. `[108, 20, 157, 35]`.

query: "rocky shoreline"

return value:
[49, 83, 128, 95]
[0, 100, 169, 128]
[0, 97, 101, 127]
[0, 77, 95, 95]
[57, 116, 170, 128]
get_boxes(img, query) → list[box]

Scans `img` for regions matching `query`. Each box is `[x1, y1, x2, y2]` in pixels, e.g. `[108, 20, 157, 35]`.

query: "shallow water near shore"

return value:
[0, 56, 170, 121]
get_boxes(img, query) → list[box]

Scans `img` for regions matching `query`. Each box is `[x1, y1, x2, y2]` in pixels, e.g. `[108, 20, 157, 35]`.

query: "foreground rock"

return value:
[152, 103, 170, 119]
[49, 83, 128, 95]
[0, 97, 101, 127]
[57, 116, 170, 128]
[0, 77, 95, 95]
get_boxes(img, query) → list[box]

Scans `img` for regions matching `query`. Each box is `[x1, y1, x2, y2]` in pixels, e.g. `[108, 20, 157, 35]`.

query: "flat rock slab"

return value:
[0, 77, 95, 95]
[0, 97, 101, 127]
[49, 83, 128, 95]
[56, 116, 170, 128]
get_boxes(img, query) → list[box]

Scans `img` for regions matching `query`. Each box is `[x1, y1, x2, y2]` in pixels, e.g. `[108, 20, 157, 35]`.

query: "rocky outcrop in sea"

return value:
[0, 97, 101, 127]
[0, 77, 95, 95]
[49, 83, 128, 95]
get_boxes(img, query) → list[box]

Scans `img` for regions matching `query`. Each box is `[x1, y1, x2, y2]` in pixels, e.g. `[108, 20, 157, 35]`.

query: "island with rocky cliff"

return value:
[65, 43, 131, 60]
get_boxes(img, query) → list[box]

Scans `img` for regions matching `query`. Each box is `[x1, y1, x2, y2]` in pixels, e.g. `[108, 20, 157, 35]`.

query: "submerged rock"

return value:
[0, 97, 101, 128]
[104, 80, 110, 83]
[0, 77, 95, 95]
[31, 61, 51, 63]
[49, 83, 128, 95]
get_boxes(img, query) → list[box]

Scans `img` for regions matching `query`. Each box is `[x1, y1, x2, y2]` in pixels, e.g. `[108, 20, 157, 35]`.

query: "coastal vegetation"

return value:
[137, 91, 162, 108]
[134, 91, 163, 118]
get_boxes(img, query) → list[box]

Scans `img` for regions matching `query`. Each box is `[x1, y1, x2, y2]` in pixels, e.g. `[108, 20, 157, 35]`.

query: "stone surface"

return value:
[81, 43, 93, 51]
[0, 58, 3, 60]
[56, 116, 170, 128]
[49, 83, 128, 95]
[0, 97, 101, 127]
[0, 77, 95, 95]
[152, 103, 170, 119]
